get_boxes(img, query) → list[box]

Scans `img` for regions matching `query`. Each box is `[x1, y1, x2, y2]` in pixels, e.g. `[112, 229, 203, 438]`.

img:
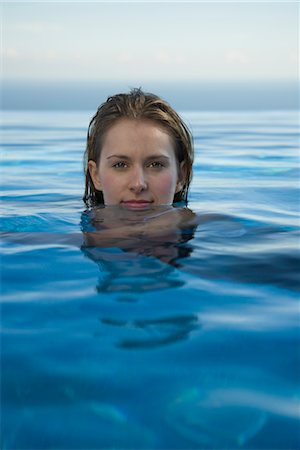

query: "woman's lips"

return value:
[121, 200, 153, 210]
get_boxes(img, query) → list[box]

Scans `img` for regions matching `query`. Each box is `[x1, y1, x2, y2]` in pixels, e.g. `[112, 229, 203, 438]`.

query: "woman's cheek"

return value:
[98, 171, 120, 203]
[99, 170, 118, 190]
[154, 172, 178, 196]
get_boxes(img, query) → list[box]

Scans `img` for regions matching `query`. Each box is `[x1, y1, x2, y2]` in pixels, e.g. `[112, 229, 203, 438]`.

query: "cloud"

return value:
[3, 47, 19, 58]
[156, 51, 171, 64]
[7, 22, 62, 34]
[225, 49, 250, 65]
[155, 51, 185, 66]
[117, 52, 134, 64]
[289, 51, 299, 65]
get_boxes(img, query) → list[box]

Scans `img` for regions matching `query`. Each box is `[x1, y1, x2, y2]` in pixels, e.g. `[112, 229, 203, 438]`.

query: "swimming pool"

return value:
[1, 109, 299, 449]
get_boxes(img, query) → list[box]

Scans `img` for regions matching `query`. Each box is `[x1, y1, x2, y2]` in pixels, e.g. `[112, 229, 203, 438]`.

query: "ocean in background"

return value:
[1, 109, 299, 449]
[2, 79, 299, 111]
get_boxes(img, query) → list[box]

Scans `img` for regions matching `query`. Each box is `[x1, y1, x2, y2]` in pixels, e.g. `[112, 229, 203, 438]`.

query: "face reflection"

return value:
[88, 118, 183, 210]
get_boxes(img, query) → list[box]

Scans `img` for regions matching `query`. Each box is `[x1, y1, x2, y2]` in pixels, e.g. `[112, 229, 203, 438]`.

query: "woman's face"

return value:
[88, 118, 184, 210]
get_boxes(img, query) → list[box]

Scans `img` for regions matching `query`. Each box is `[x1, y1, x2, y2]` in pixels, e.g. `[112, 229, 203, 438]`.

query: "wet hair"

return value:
[84, 88, 194, 205]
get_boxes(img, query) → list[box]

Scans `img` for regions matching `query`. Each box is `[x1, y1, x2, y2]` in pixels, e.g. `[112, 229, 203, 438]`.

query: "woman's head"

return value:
[84, 88, 193, 208]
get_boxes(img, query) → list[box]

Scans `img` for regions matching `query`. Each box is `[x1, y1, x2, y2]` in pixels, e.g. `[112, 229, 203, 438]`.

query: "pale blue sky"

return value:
[2, 1, 299, 83]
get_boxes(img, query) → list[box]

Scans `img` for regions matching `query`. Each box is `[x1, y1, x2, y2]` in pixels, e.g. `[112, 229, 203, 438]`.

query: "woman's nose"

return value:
[128, 167, 148, 193]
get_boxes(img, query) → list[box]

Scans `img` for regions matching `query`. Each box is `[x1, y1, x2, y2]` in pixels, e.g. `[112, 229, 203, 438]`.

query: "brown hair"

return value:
[84, 88, 193, 205]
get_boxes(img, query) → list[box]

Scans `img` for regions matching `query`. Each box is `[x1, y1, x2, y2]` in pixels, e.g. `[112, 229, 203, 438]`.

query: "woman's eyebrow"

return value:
[146, 154, 170, 159]
[106, 154, 171, 160]
[144, 155, 170, 162]
[106, 154, 130, 160]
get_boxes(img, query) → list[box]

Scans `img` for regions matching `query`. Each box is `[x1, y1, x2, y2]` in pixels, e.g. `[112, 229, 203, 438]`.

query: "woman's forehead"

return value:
[101, 118, 175, 151]
[106, 117, 171, 134]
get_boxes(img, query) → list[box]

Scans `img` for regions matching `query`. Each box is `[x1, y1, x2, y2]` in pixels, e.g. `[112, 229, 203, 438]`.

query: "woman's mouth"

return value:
[121, 200, 153, 210]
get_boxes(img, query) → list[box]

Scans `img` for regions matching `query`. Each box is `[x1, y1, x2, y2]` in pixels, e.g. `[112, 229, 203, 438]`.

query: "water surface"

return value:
[1, 110, 299, 449]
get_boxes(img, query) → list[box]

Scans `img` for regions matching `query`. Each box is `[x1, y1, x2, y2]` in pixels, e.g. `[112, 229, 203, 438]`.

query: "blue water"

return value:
[1, 110, 299, 449]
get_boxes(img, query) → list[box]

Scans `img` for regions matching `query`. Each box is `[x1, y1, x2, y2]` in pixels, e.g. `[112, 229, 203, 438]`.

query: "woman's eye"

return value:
[112, 161, 128, 169]
[148, 161, 164, 168]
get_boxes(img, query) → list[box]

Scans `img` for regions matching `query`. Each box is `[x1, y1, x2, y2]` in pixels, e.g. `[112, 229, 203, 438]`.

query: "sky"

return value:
[2, 1, 299, 82]
[1, 1, 299, 109]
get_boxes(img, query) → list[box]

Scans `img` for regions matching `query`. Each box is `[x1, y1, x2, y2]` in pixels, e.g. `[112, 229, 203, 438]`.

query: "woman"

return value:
[84, 88, 194, 207]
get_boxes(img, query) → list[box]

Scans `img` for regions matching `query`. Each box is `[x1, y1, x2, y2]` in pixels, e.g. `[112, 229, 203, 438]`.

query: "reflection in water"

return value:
[81, 205, 199, 349]
[81, 205, 197, 294]
[101, 315, 200, 349]
[81, 205, 300, 294]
